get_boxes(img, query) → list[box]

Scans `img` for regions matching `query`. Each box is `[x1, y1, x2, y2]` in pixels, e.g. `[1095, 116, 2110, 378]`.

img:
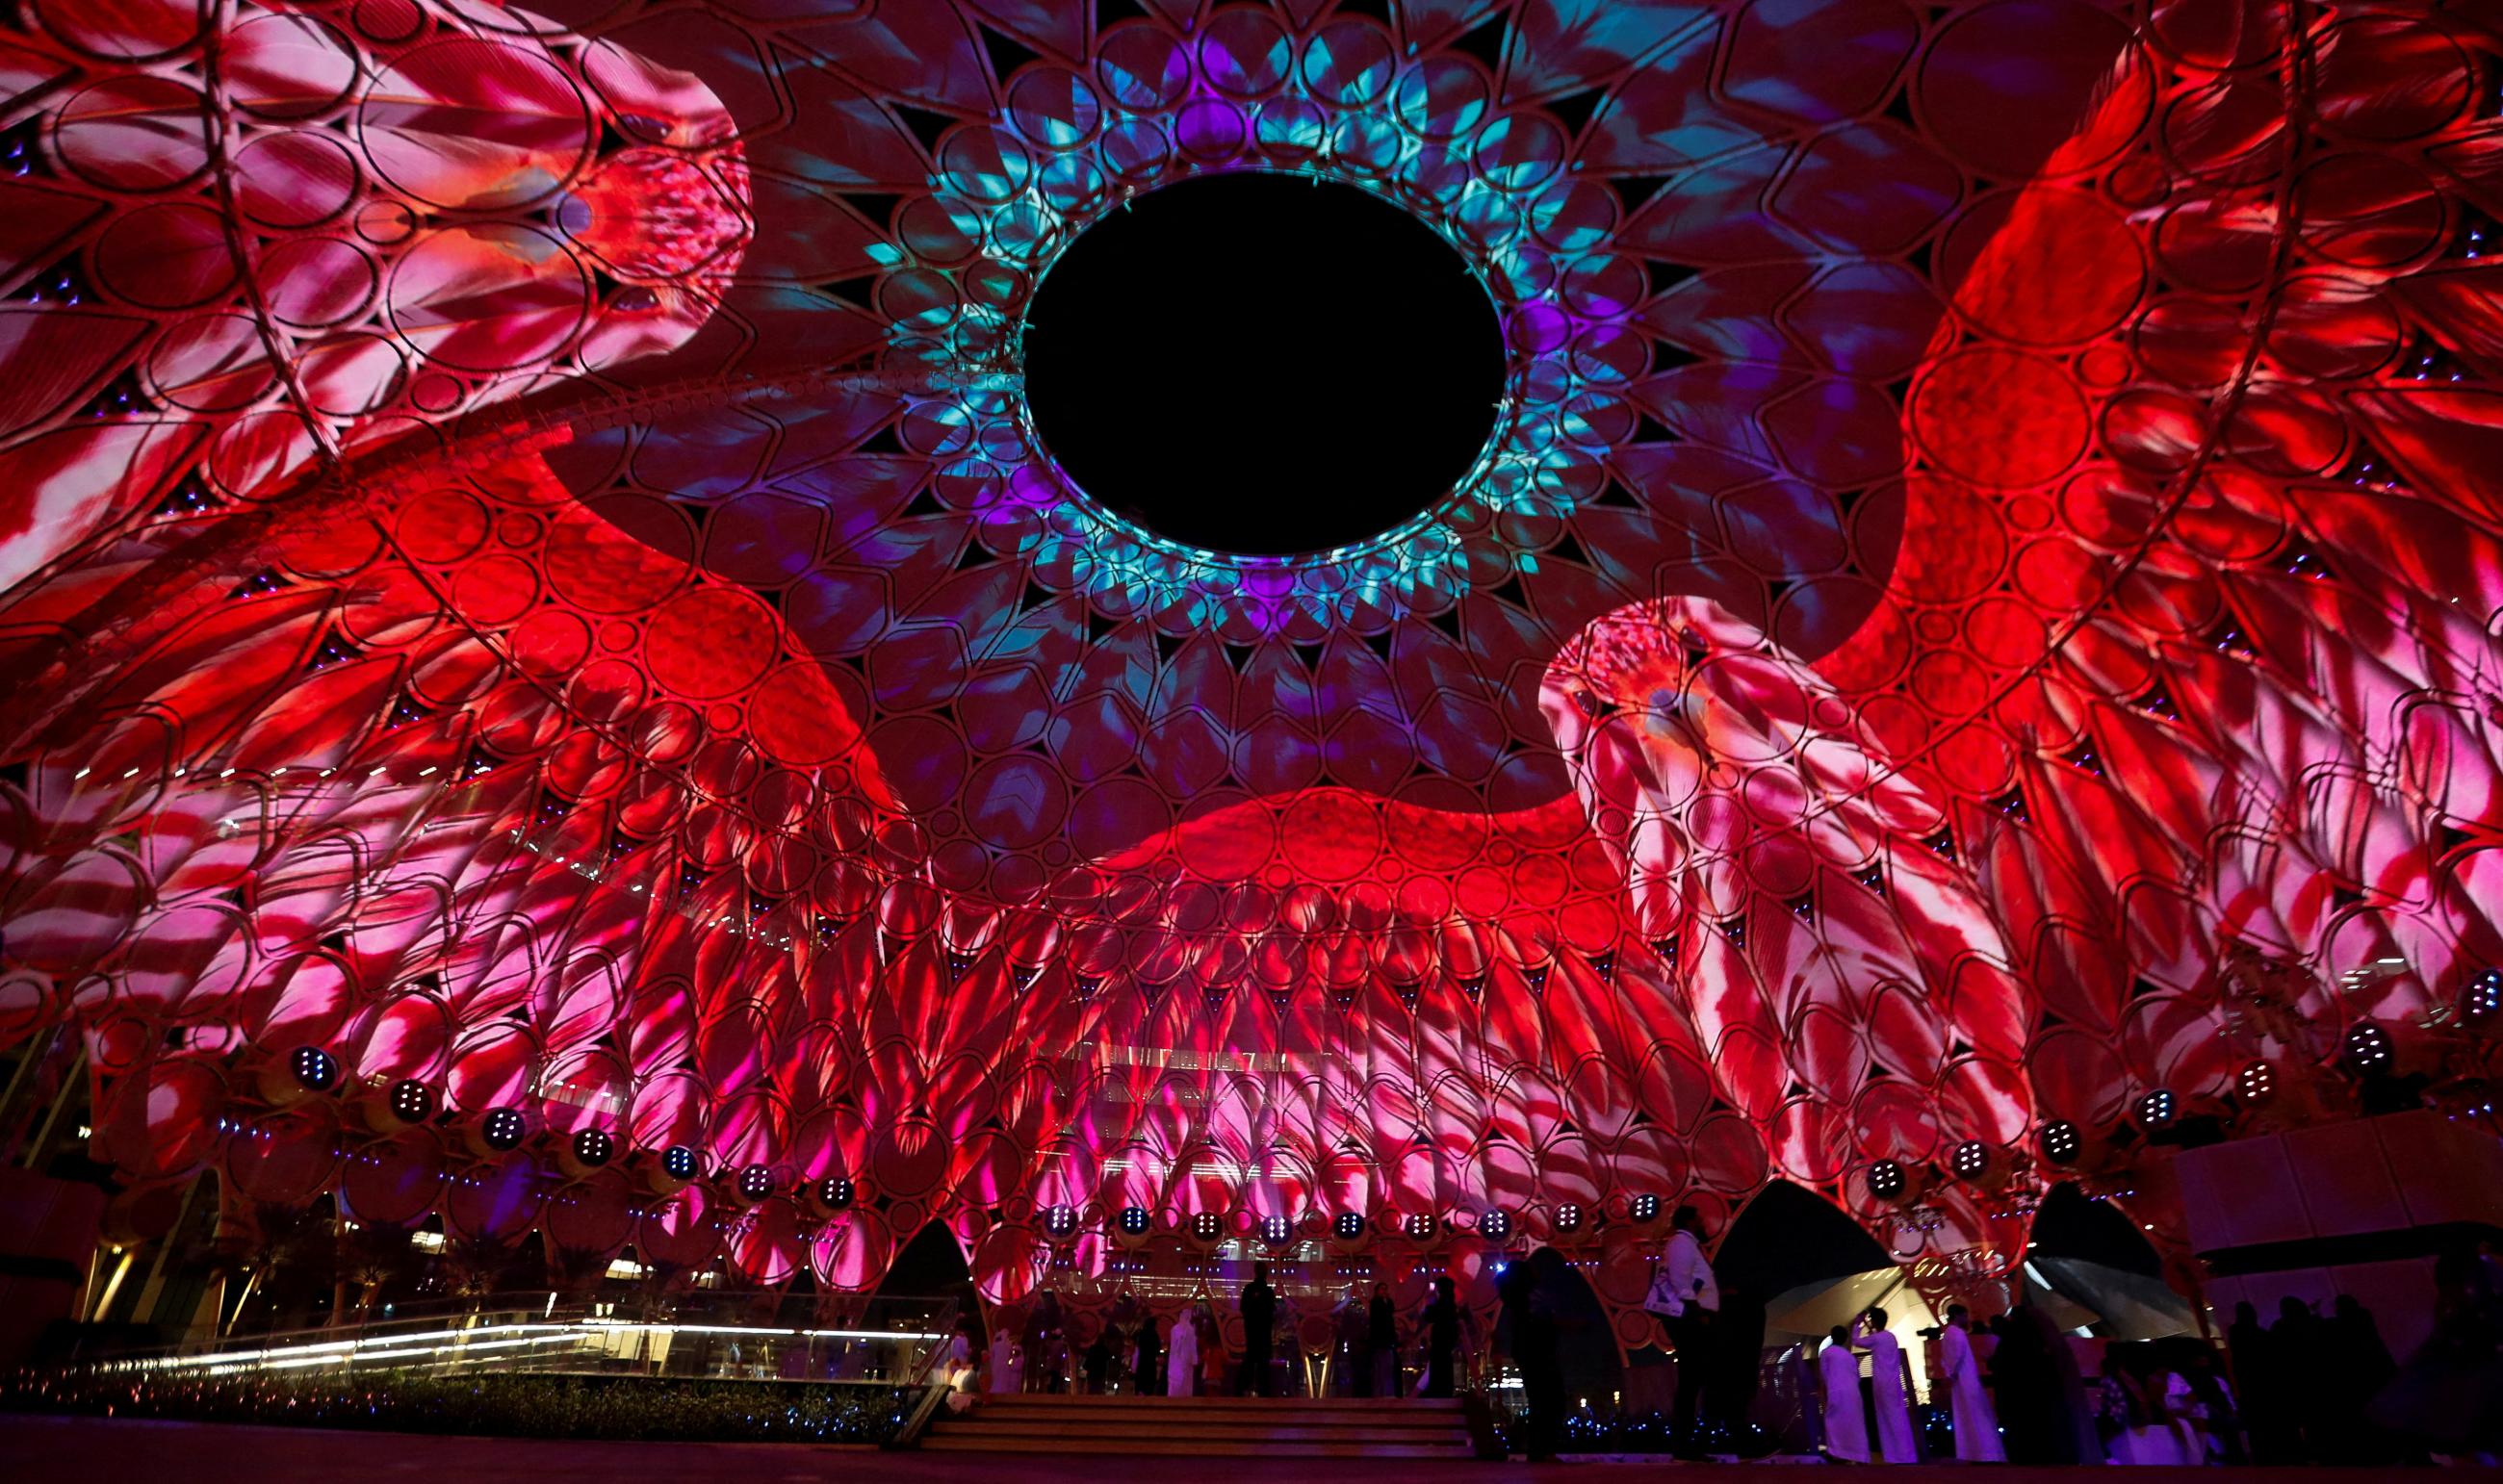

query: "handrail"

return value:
[73, 1292, 960, 1387]
[889, 1370, 959, 1450]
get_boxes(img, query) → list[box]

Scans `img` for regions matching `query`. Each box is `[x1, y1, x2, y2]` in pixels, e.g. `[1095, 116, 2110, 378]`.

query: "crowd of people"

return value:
[935, 1214, 2503, 1464]
[1798, 1245, 2503, 1466]
[945, 1263, 1477, 1402]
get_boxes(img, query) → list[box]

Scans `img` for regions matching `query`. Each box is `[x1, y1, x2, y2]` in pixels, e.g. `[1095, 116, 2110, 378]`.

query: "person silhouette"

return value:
[1240, 1263, 1277, 1396]
[1423, 1274, 1460, 1397]
[1369, 1281, 1400, 1397]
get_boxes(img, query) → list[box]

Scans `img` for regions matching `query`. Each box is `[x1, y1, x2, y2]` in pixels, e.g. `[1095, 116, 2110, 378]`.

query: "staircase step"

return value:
[968, 1398, 1461, 1415]
[920, 1436, 1474, 1458]
[929, 1422, 1468, 1445]
[923, 1389, 1480, 1460]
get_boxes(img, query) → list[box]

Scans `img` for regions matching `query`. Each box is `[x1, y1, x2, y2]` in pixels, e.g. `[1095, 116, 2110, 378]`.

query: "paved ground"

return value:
[0, 1415, 2463, 1480]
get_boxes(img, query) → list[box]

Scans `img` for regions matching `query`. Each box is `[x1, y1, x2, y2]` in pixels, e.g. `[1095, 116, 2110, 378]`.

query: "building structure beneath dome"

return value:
[1, 0, 2501, 1466]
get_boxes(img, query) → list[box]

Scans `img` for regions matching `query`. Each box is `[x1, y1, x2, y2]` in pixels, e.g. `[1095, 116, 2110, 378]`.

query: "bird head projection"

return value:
[2, 0, 2499, 1332]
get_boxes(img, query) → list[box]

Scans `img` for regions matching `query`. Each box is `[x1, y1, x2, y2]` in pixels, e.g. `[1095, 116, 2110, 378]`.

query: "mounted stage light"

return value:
[2039, 1120, 2083, 1166]
[462, 1106, 528, 1157]
[2236, 1060, 2277, 1105]
[560, 1127, 615, 1177]
[1628, 1192, 1661, 1223]
[1867, 1158, 1909, 1201]
[820, 1176, 857, 1212]
[1118, 1206, 1151, 1237]
[2463, 969, 2501, 1025]
[259, 1045, 341, 1106]
[1333, 1211, 1364, 1241]
[1948, 1141, 1990, 1182]
[291, 1046, 340, 1092]
[1190, 1210, 1224, 1245]
[387, 1080, 434, 1122]
[1044, 1204, 1079, 1241]
[735, 1164, 775, 1202]
[1403, 1211, 1437, 1241]
[363, 1076, 438, 1134]
[2133, 1088, 2178, 1132]
[1481, 1209, 1512, 1243]
[1258, 1213, 1293, 1245]
[1552, 1203, 1584, 1236]
[2341, 1021, 2393, 1074]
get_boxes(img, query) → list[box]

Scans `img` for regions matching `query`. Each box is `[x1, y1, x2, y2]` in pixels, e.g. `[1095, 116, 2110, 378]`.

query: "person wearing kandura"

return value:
[1941, 1304, 2007, 1463]
[1855, 1307, 1920, 1463]
[1821, 1323, 1872, 1464]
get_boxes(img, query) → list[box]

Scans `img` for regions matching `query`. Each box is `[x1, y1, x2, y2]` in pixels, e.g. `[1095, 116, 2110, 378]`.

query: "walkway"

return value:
[0, 1415, 2464, 1481]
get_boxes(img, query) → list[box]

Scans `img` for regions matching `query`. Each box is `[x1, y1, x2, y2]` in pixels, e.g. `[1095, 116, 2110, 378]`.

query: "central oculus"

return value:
[1022, 174, 1508, 557]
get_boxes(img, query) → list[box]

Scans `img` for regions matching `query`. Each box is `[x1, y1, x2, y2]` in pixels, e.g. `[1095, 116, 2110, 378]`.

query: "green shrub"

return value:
[1, 1368, 917, 1444]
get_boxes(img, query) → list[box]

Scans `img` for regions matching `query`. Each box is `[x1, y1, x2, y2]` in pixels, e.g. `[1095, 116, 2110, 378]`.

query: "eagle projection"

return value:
[3, 0, 2501, 1346]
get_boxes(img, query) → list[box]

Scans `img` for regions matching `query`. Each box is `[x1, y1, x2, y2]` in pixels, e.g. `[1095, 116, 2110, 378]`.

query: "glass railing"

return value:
[74, 1291, 958, 1388]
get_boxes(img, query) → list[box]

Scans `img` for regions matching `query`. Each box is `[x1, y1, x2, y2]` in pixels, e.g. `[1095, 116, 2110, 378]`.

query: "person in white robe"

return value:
[1166, 1302, 1200, 1396]
[1856, 1307, 1921, 1462]
[988, 1327, 1021, 1394]
[1942, 1305, 2006, 1462]
[1822, 1326, 1873, 1463]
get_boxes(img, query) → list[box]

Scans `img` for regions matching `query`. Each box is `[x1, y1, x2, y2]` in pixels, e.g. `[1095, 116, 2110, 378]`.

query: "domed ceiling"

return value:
[3, 0, 2501, 1329]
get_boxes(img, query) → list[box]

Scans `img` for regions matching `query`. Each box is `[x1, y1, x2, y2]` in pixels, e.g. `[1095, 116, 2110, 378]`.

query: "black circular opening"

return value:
[1022, 174, 1506, 556]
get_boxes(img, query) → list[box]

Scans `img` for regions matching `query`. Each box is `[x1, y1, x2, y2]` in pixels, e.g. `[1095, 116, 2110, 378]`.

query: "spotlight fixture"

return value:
[1190, 1211, 1223, 1242]
[1868, 1159, 1908, 1200]
[1481, 1209, 1512, 1242]
[1553, 1203, 1583, 1235]
[2236, 1060, 2276, 1104]
[660, 1145, 700, 1181]
[2134, 1088, 2178, 1131]
[479, 1107, 527, 1151]
[2463, 969, 2501, 1023]
[1119, 1206, 1151, 1237]
[2341, 1021, 2392, 1074]
[1044, 1204, 1079, 1240]
[1403, 1211, 1436, 1241]
[2039, 1120, 2082, 1165]
[386, 1079, 435, 1124]
[1259, 1213, 1292, 1245]
[1629, 1192, 1661, 1222]
[1333, 1211, 1365, 1241]
[290, 1046, 340, 1092]
[735, 1164, 774, 1200]
[571, 1128, 614, 1166]
[1948, 1141, 1989, 1182]
[819, 1176, 856, 1211]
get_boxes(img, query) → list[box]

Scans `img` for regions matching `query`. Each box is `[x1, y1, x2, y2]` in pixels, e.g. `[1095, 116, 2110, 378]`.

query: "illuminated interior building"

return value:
[1, 0, 2500, 1372]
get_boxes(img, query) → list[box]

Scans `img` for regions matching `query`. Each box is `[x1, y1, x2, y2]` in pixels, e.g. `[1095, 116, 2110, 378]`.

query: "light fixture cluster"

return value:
[479, 1108, 528, 1151]
[386, 1079, 435, 1123]
[290, 1046, 340, 1092]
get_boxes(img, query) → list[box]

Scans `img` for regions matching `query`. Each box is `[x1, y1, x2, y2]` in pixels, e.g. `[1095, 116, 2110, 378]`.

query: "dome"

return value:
[1, 0, 2498, 1309]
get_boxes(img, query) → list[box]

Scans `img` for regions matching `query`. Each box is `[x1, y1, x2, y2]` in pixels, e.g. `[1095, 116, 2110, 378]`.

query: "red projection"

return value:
[3, 0, 2502, 1346]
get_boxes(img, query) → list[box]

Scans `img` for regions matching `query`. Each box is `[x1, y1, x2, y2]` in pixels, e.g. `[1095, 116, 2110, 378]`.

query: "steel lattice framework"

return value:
[3, 0, 2503, 1346]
